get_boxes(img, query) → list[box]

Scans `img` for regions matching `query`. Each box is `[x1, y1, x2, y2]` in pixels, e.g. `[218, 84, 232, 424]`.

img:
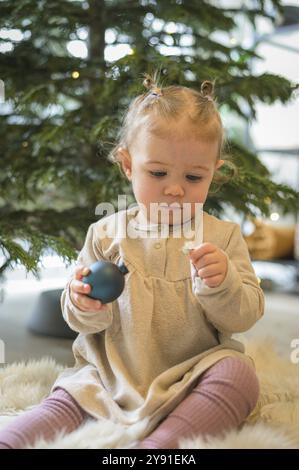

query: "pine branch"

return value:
[1, 0, 298, 278]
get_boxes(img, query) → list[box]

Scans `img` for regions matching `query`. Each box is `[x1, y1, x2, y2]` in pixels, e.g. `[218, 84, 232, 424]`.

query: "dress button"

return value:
[154, 242, 161, 249]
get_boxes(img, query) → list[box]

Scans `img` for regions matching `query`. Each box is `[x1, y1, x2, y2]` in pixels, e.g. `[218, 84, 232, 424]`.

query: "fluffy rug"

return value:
[1, 337, 299, 449]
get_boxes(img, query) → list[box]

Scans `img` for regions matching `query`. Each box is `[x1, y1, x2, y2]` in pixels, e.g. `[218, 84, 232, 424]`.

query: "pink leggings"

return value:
[0, 356, 259, 449]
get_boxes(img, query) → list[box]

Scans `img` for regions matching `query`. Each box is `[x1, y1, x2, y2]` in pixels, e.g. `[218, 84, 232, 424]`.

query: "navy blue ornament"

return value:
[82, 260, 129, 303]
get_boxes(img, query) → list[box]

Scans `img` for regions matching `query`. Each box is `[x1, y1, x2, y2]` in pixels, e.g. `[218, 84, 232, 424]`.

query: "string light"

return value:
[72, 71, 80, 79]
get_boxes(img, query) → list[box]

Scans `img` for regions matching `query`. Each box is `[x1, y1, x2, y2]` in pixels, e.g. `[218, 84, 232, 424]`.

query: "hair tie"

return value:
[151, 88, 163, 97]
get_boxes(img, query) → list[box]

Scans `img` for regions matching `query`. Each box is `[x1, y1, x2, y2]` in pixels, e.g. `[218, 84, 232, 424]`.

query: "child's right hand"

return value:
[69, 265, 108, 312]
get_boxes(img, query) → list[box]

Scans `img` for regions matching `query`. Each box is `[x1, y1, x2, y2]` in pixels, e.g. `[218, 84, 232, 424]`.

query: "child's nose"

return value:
[164, 185, 184, 197]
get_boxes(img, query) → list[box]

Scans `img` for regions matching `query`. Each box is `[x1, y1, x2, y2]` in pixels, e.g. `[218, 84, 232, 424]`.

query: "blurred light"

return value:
[105, 29, 117, 44]
[165, 22, 177, 34]
[67, 40, 88, 58]
[72, 71, 80, 79]
[77, 27, 88, 40]
[0, 43, 13, 53]
[0, 29, 24, 41]
[157, 45, 181, 56]
[152, 19, 164, 32]
[180, 34, 194, 47]
[163, 35, 174, 46]
[105, 44, 134, 62]
[270, 212, 280, 221]
[242, 219, 256, 236]
[144, 12, 154, 25]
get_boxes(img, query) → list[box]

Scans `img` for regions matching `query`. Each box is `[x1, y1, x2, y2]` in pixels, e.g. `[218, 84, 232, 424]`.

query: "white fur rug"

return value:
[1, 337, 299, 449]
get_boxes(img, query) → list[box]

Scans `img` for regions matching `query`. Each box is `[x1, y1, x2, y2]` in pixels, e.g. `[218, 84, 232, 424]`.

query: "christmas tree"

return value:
[1, 0, 298, 278]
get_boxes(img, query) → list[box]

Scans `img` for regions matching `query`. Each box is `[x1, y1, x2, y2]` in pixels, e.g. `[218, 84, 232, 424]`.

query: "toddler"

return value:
[0, 72, 264, 449]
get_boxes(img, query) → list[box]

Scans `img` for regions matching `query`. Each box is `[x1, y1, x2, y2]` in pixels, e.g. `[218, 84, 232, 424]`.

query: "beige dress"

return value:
[51, 205, 264, 440]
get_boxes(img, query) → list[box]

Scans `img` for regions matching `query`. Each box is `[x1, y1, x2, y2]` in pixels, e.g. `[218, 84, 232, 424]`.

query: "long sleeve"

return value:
[61, 223, 113, 335]
[191, 223, 265, 334]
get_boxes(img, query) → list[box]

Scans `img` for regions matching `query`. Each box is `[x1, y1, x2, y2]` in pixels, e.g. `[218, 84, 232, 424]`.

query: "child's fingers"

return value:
[202, 274, 224, 288]
[197, 263, 222, 279]
[79, 294, 107, 312]
[71, 279, 91, 294]
[71, 291, 106, 312]
[192, 253, 219, 270]
[68, 266, 108, 312]
[74, 265, 90, 280]
[189, 243, 216, 263]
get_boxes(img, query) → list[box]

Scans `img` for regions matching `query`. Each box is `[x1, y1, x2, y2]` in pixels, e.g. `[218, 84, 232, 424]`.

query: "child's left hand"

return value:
[188, 242, 228, 288]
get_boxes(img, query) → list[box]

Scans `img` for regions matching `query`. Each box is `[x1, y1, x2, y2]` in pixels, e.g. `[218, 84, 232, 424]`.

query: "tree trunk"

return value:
[88, 0, 106, 70]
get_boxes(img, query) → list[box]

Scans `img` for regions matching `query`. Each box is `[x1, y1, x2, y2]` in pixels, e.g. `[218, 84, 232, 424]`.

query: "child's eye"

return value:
[149, 171, 167, 177]
[186, 175, 202, 181]
[149, 171, 202, 182]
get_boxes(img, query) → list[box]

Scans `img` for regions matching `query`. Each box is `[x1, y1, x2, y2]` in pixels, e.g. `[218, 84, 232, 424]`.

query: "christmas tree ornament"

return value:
[82, 259, 129, 303]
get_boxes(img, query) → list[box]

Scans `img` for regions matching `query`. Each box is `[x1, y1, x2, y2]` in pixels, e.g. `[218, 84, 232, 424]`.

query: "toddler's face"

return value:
[118, 126, 224, 225]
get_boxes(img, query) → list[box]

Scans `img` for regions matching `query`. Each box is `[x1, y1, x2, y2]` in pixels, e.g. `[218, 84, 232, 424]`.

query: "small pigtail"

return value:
[142, 73, 155, 91]
[142, 72, 163, 97]
[200, 80, 214, 102]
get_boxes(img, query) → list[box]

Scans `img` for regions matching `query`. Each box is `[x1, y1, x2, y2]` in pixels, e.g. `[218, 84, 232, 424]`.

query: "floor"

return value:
[0, 291, 74, 367]
[243, 290, 299, 357]
[0, 258, 75, 367]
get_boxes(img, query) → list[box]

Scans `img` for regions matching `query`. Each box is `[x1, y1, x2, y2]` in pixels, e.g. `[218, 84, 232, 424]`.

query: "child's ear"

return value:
[117, 147, 132, 181]
[215, 159, 225, 170]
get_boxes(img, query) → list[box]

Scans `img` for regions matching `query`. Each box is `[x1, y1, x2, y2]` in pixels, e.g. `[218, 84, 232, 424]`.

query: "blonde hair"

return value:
[107, 70, 237, 191]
